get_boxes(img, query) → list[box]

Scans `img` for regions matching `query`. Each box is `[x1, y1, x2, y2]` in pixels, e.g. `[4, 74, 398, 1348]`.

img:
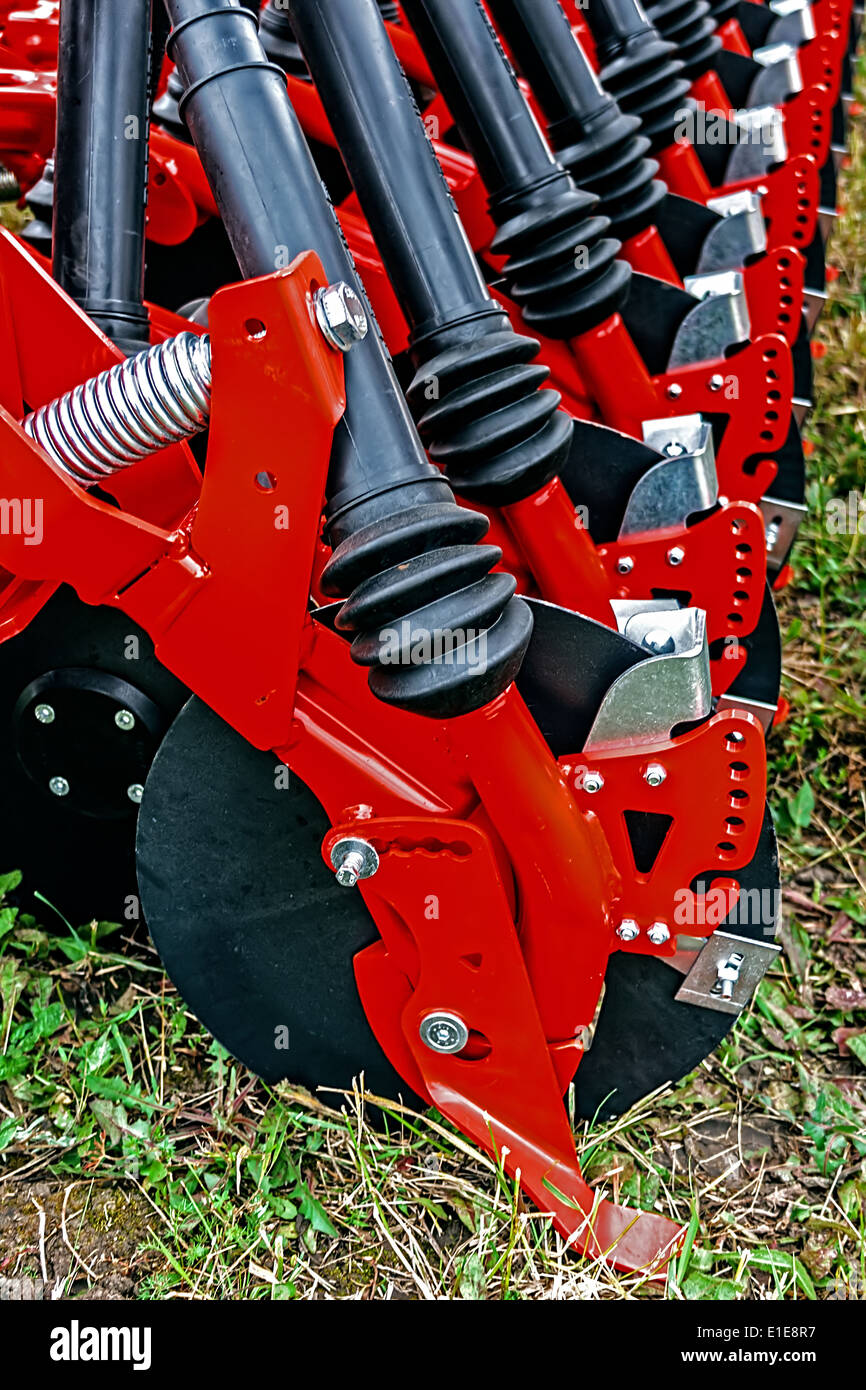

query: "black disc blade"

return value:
[0, 586, 187, 926]
[574, 807, 779, 1121]
[136, 693, 415, 1103]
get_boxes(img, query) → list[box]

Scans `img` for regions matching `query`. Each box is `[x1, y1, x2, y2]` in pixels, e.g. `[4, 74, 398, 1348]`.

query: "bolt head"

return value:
[647, 921, 671, 945]
[616, 919, 640, 941]
[127, 783, 144, 805]
[582, 771, 604, 794]
[35, 703, 55, 725]
[48, 775, 69, 797]
[115, 709, 135, 731]
[666, 383, 683, 399]
[666, 546, 686, 566]
[662, 440, 687, 458]
[644, 763, 667, 787]
[315, 283, 368, 352]
[616, 555, 634, 576]
[709, 373, 724, 391]
[330, 837, 379, 886]
[420, 1012, 469, 1054]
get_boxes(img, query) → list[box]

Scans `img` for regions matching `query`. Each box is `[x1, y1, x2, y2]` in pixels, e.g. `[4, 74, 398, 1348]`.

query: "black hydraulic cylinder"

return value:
[288, 0, 495, 339]
[163, 0, 531, 716]
[285, 0, 573, 505]
[400, 0, 630, 339]
[53, 0, 152, 354]
[584, 0, 693, 152]
[586, 0, 653, 59]
[486, 0, 667, 242]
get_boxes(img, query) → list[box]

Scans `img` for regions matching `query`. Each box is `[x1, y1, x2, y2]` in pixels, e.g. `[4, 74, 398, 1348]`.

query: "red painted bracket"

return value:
[562, 709, 767, 950]
[335, 814, 684, 1274]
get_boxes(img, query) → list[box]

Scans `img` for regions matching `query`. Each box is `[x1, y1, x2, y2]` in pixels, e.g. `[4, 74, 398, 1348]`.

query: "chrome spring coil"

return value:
[22, 332, 212, 487]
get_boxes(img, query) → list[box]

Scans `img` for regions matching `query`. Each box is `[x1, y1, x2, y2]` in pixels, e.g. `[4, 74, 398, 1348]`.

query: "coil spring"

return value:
[0, 165, 19, 201]
[22, 333, 211, 488]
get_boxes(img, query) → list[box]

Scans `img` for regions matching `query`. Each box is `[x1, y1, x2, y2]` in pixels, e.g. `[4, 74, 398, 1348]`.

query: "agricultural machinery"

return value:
[0, 0, 857, 1273]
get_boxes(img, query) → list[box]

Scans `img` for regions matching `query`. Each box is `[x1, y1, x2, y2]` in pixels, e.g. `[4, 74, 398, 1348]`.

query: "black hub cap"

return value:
[0, 586, 187, 926]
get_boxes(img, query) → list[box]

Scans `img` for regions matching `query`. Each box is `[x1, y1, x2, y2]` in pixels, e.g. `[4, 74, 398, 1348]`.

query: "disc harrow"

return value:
[0, 0, 857, 1275]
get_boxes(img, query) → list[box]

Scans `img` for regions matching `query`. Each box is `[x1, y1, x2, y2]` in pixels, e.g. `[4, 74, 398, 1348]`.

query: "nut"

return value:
[315, 282, 368, 352]
[647, 921, 671, 945]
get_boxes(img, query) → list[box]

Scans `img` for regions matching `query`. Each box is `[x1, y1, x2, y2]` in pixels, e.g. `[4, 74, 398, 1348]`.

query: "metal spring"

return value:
[22, 332, 212, 487]
[0, 165, 19, 201]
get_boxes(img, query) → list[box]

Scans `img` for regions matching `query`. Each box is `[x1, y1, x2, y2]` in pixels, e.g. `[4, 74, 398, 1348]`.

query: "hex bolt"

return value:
[335, 850, 365, 887]
[662, 440, 687, 458]
[709, 373, 725, 391]
[49, 775, 70, 797]
[644, 763, 667, 787]
[330, 836, 379, 888]
[666, 546, 686, 566]
[419, 1012, 469, 1054]
[616, 555, 634, 575]
[127, 783, 144, 805]
[647, 922, 671, 945]
[616, 919, 640, 942]
[314, 282, 369, 352]
[35, 704, 55, 724]
[115, 709, 136, 731]
[666, 383, 683, 399]
[582, 771, 604, 794]
[642, 628, 676, 655]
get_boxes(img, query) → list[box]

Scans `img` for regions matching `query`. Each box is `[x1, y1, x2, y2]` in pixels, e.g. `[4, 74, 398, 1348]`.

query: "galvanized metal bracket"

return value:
[767, 0, 816, 46]
[618, 414, 717, 536]
[585, 607, 712, 751]
[748, 42, 804, 105]
[760, 494, 808, 568]
[699, 190, 768, 273]
[725, 106, 788, 182]
[672, 930, 781, 1015]
[670, 271, 751, 367]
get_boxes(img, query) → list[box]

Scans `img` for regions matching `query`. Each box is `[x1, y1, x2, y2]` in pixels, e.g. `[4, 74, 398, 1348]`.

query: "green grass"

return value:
[1, 93, 865, 1302]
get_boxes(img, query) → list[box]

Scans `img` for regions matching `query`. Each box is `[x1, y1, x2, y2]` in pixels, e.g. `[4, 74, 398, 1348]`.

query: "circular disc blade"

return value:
[0, 586, 187, 926]
[136, 693, 415, 1103]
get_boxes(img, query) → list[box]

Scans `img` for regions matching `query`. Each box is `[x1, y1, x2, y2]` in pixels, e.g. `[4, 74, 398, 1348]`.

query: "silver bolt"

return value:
[616, 919, 640, 942]
[330, 836, 379, 888]
[420, 1012, 469, 1054]
[709, 373, 724, 392]
[49, 775, 69, 797]
[647, 921, 671, 945]
[644, 763, 667, 787]
[666, 383, 683, 399]
[115, 709, 135, 731]
[616, 555, 634, 575]
[642, 627, 676, 655]
[314, 283, 368, 352]
[716, 951, 744, 1000]
[35, 703, 55, 724]
[582, 771, 604, 794]
[662, 440, 687, 457]
[335, 850, 365, 887]
[666, 546, 685, 566]
[127, 783, 144, 805]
